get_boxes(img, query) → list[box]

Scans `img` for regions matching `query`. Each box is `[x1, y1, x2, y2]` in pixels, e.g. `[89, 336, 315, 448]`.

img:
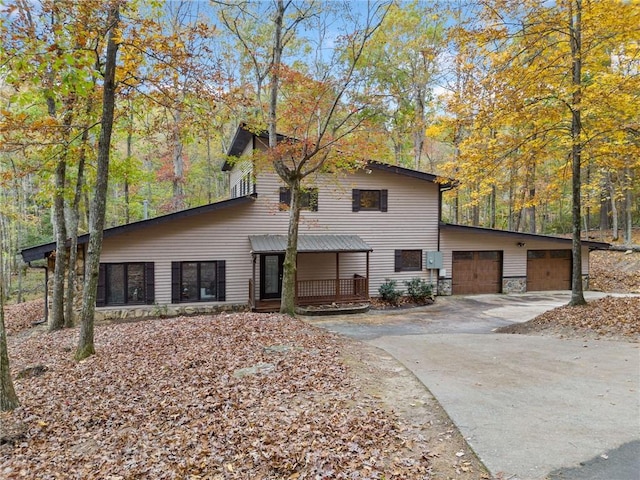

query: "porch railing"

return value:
[295, 275, 368, 306]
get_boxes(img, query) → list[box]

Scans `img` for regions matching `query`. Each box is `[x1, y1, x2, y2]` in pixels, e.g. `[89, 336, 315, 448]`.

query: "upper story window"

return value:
[97, 263, 155, 307]
[279, 187, 319, 211]
[352, 189, 388, 212]
[231, 172, 253, 198]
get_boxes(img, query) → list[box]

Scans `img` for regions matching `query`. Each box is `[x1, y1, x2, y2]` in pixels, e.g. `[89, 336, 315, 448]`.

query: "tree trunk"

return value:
[206, 134, 213, 203]
[280, 178, 301, 315]
[607, 174, 619, 240]
[624, 166, 633, 245]
[528, 162, 536, 233]
[125, 102, 133, 223]
[599, 178, 610, 241]
[172, 110, 185, 211]
[568, 0, 586, 306]
[76, 3, 120, 360]
[267, 0, 284, 149]
[490, 184, 496, 229]
[64, 126, 88, 328]
[50, 157, 68, 331]
[0, 236, 19, 411]
[412, 84, 425, 170]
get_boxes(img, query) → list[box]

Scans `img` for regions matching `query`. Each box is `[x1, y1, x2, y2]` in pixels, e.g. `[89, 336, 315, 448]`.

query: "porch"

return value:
[251, 275, 369, 312]
[248, 234, 372, 313]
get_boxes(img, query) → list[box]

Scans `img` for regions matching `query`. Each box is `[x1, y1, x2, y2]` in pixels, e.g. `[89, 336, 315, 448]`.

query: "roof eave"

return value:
[366, 161, 455, 189]
[20, 195, 256, 262]
[439, 222, 611, 249]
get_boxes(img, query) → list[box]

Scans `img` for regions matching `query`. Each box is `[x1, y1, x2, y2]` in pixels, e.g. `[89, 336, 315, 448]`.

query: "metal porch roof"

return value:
[249, 234, 372, 253]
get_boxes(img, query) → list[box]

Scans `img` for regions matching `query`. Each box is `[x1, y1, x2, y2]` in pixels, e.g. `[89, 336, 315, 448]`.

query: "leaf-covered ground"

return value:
[1, 313, 435, 479]
[589, 250, 640, 293]
[3, 299, 45, 335]
[496, 296, 640, 342]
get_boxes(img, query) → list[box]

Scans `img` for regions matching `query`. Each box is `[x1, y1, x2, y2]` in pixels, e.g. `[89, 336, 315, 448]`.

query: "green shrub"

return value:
[379, 279, 403, 305]
[404, 278, 433, 303]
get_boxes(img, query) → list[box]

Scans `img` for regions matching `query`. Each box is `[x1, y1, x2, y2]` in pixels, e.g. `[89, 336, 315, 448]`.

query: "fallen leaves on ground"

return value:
[3, 299, 45, 336]
[1, 313, 431, 479]
[589, 250, 640, 293]
[497, 296, 640, 342]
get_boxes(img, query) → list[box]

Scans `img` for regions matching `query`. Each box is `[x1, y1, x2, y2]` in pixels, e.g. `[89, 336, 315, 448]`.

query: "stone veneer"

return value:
[94, 303, 248, 322]
[436, 276, 592, 296]
[503, 277, 527, 294]
[437, 279, 452, 296]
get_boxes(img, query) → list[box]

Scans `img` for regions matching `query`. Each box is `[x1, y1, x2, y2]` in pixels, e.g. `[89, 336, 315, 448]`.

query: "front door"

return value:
[260, 254, 285, 299]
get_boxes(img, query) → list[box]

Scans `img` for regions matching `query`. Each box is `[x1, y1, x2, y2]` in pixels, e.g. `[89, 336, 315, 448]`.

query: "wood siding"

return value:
[100, 168, 440, 305]
[229, 156, 253, 198]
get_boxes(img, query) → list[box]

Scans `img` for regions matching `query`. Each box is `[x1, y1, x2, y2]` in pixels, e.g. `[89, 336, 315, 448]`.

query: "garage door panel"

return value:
[527, 250, 571, 291]
[452, 251, 502, 295]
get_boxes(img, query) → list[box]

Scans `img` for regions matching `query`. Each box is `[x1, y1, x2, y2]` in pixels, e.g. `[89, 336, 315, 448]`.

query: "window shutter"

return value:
[279, 187, 291, 206]
[96, 264, 106, 307]
[171, 262, 181, 303]
[394, 250, 402, 272]
[381, 190, 388, 212]
[352, 189, 360, 212]
[217, 261, 226, 301]
[145, 263, 155, 304]
[310, 189, 319, 211]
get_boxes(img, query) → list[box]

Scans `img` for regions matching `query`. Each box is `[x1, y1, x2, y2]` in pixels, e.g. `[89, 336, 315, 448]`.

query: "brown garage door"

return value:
[527, 250, 571, 291]
[452, 251, 502, 294]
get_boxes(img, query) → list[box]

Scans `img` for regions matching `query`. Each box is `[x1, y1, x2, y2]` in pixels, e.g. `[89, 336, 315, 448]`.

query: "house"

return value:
[21, 125, 609, 321]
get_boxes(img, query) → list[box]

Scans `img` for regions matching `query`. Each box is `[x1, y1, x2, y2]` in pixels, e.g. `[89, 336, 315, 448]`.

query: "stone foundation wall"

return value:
[437, 279, 452, 296]
[503, 277, 527, 294]
[94, 303, 249, 323]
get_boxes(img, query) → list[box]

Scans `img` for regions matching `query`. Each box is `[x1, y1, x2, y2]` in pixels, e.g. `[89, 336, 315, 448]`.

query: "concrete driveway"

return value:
[305, 292, 640, 480]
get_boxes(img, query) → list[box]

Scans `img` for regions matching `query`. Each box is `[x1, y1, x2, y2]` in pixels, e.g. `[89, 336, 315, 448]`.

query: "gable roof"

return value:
[21, 195, 256, 262]
[222, 124, 455, 189]
[440, 222, 610, 249]
[249, 234, 372, 253]
[223, 124, 289, 170]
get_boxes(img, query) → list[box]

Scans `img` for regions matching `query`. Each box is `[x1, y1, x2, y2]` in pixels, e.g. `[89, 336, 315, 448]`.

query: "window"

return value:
[279, 187, 318, 211]
[395, 250, 422, 272]
[97, 263, 154, 307]
[240, 173, 253, 196]
[172, 261, 226, 303]
[352, 189, 388, 212]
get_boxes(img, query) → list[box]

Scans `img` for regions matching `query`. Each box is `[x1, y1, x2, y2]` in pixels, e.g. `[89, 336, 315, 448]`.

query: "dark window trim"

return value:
[97, 262, 154, 307]
[352, 189, 388, 212]
[171, 260, 226, 303]
[394, 250, 422, 272]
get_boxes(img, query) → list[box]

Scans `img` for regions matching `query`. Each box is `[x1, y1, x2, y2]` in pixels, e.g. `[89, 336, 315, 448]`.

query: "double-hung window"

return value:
[97, 263, 155, 307]
[279, 187, 318, 211]
[352, 189, 388, 212]
[172, 261, 226, 303]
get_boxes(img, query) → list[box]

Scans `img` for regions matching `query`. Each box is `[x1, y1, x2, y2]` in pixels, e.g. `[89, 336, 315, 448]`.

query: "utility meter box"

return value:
[425, 251, 443, 269]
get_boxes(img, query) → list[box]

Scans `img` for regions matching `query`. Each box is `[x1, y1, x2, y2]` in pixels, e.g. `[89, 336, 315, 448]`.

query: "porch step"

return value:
[253, 301, 281, 313]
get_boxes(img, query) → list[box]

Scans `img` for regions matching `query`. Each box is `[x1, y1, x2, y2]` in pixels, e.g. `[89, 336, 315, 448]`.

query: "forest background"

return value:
[0, 0, 638, 303]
